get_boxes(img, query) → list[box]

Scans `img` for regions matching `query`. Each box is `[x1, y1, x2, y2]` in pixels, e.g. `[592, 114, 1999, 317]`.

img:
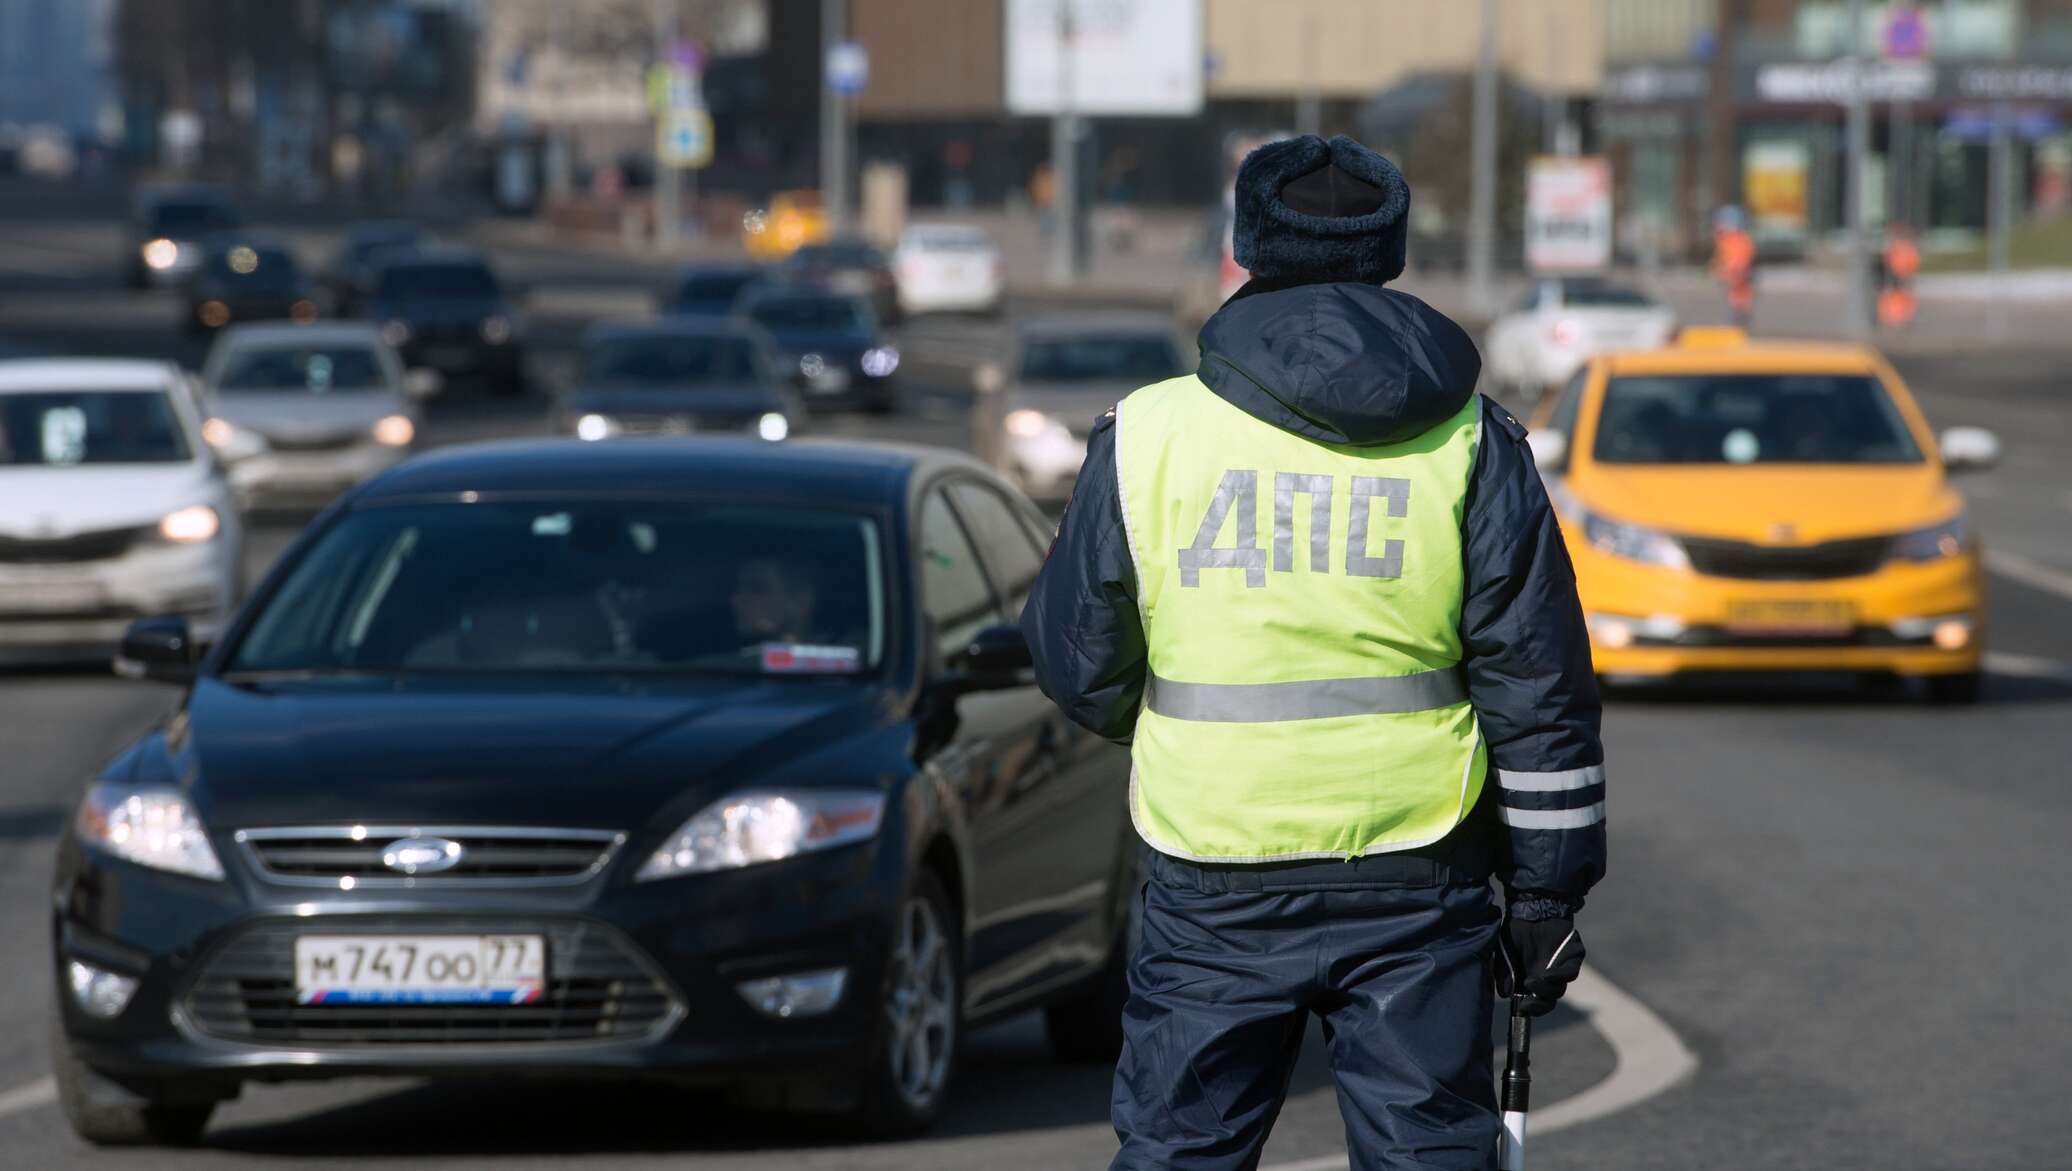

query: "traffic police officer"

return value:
[1021, 135, 1607, 1170]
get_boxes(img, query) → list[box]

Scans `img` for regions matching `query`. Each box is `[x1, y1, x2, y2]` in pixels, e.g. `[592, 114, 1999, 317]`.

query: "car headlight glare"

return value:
[67, 960, 140, 1019]
[142, 238, 179, 269]
[481, 315, 513, 344]
[158, 504, 220, 544]
[758, 411, 790, 442]
[574, 413, 616, 441]
[1582, 510, 1689, 570]
[1005, 408, 1064, 439]
[74, 784, 224, 880]
[860, 345, 900, 378]
[381, 319, 411, 346]
[1891, 512, 1968, 562]
[371, 414, 415, 447]
[635, 790, 884, 881]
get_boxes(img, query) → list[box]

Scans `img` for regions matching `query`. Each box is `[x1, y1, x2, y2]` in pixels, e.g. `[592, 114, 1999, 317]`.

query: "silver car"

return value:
[972, 315, 1187, 501]
[198, 322, 433, 509]
[0, 359, 242, 661]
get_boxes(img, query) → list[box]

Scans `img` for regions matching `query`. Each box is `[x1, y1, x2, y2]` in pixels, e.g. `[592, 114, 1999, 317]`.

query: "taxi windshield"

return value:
[1593, 373, 1923, 465]
[228, 502, 884, 679]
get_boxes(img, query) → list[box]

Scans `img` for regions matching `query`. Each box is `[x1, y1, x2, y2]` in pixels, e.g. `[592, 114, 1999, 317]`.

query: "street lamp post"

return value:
[821, 0, 851, 234]
[1467, 0, 1499, 314]
[1843, 0, 1872, 339]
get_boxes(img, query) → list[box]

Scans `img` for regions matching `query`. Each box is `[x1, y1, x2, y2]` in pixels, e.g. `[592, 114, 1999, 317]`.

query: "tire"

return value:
[853, 871, 961, 1137]
[1043, 855, 1141, 1063]
[51, 1022, 217, 1147]
[1924, 671, 1983, 705]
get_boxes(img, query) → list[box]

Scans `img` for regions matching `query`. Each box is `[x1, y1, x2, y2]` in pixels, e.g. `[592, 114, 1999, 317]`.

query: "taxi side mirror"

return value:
[1939, 426, 2000, 473]
[1525, 429, 1569, 474]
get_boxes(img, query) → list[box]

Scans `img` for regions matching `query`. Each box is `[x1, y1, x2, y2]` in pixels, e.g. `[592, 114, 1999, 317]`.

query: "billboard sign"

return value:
[1006, 0, 1204, 116]
[1525, 156, 1612, 274]
[1743, 140, 1810, 239]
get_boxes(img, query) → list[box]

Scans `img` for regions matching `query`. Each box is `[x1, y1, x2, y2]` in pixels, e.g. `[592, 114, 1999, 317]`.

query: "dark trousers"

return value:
[1110, 850, 1501, 1171]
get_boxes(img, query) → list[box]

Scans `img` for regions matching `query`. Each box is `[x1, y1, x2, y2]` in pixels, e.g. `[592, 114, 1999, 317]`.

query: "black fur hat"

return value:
[1233, 135, 1411, 286]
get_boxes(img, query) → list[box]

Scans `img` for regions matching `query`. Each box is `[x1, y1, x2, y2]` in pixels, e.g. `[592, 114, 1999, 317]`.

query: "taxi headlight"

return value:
[74, 784, 224, 881]
[158, 504, 220, 544]
[636, 790, 884, 881]
[1582, 511, 1689, 570]
[141, 238, 179, 270]
[371, 414, 415, 447]
[1891, 512, 1968, 562]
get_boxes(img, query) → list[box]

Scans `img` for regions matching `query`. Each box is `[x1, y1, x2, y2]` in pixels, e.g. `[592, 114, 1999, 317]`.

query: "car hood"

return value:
[758, 329, 873, 358]
[0, 463, 217, 536]
[1565, 463, 1959, 543]
[372, 299, 507, 325]
[181, 676, 888, 830]
[212, 392, 408, 439]
[570, 382, 782, 417]
[1010, 379, 1144, 431]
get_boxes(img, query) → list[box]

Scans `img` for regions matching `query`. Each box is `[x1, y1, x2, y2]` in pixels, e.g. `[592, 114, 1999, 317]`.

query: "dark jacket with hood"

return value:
[1019, 280, 1605, 914]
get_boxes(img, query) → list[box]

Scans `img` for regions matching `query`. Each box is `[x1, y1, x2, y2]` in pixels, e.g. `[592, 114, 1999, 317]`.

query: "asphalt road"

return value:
[2, 188, 2070, 1169]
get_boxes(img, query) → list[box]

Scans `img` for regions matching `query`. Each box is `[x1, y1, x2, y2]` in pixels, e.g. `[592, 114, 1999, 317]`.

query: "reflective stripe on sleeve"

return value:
[1495, 765, 1606, 792]
[1145, 668, 1467, 722]
[1497, 803, 1606, 830]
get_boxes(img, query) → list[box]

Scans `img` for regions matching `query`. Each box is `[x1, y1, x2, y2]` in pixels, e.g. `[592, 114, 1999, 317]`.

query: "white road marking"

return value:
[0, 1076, 55, 1121]
[1258, 964, 1696, 1171]
[1987, 549, 2072, 603]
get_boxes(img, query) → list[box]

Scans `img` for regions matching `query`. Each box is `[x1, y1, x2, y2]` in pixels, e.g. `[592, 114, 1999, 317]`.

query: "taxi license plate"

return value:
[1725, 600, 1854, 636]
[294, 934, 545, 1005]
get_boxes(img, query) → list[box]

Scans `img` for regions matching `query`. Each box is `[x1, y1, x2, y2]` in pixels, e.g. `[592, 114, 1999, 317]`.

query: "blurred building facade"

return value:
[0, 0, 116, 162]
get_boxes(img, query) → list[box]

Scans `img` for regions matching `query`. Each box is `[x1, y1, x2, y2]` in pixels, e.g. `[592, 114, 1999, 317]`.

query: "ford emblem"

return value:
[381, 836, 464, 875]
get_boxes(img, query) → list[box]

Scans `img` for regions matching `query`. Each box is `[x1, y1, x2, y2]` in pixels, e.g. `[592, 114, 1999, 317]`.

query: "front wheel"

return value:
[853, 872, 961, 1136]
[52, 1023, 218, 1147]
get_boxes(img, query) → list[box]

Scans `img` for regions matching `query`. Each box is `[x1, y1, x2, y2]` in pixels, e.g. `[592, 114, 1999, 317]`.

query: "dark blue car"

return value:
[559, 320, 799, 441]
[737, 286, 899, 414]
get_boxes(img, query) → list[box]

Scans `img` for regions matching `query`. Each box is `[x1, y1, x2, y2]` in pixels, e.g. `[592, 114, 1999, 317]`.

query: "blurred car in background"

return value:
[893, 224, 1002, 317]
[1483, 277, 1677, 398]
[124, 185, 243, 289]
[197, 323, 430, 509]
[737, 286, 897, 414]
[782, 239, 900, 324]
[974, 316, 1186, 501]
[0, 359, 240, 662]
[664, 263, 766, 320]
[742, 189, 830, 261]
[184, 238, 318, 336]
[560, 320, 796, 442]
[1528, 328, 1998, 702]
[325, 221, 427, 317]
[365, 248, 524, 394]
[54, 438, 1134, 1145]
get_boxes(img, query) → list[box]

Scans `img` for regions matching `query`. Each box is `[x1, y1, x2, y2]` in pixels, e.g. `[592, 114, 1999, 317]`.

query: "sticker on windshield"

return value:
[761, 643, 861, 674]
[1722, 428, 1760, 464]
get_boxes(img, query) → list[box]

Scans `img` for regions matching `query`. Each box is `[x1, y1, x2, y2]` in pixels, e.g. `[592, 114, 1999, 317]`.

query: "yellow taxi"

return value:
[1526, 327, 2000, 701]
[742, 189, 831, 261]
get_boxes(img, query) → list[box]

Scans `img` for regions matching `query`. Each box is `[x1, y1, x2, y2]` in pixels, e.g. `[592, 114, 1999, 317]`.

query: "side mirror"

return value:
[1940, 426, 2000, 472]
[1524, 429, 1569, 473]
[948, 623, 1032, 691]
[403, 368, 443, 400]
[113, 615, 199, 684]
[972, 362, 1006, 396]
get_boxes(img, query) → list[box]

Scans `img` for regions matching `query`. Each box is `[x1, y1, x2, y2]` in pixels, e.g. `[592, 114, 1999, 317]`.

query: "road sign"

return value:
[827, 40, 869, 97]
[1525, 156, 1612, 274]
[1884, 5, 1929, 61]
[1006, 0, 1204, 117]
[658, 108, 713, 170]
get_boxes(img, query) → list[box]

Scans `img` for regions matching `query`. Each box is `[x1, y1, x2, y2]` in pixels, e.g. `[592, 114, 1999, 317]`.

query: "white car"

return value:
[1482, 277, 1677, 399]
[0, 359, 242, 661]
[199, 322, 432, 509]
[975, 315, 1186, 501]
[894, 224, 1003, 316]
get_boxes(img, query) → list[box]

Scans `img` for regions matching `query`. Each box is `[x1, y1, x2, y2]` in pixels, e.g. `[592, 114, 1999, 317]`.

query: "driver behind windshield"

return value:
[731, 555, 826, 645]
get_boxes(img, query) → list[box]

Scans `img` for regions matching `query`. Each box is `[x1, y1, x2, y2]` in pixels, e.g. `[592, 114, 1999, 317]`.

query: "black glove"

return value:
[1495, 914, 1585, 1018]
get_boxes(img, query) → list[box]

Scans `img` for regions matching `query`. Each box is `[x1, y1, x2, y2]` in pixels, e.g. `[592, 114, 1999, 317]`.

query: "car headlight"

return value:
[1582, 510, 1689, 570]
[798, 353, 826, 378]
[74, 784, 224, 880]
[371, 414, 415, 447]
[635, 790, 884, 881]
[142, 238, 179, 269]
[158, 504, 220, 544]
[574, 413, 617, 441]
[758, 411, 790, 442]
[1005, 408, 1069, 440]
[481, 315, 513, 344]
[380, 319, 411, 346]
[860, 345, 900, 377]
[1890, 512, 1968, 562]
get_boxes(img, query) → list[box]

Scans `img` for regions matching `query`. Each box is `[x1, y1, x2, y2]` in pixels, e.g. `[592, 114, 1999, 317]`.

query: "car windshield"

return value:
[1019, 335, 1183, 382]
[1560, 280, 1656, 308]
[148, 199, 240, 235]
[377, 262, 499, 301]
[907, 230, 989, 254]
[746, 295, 868, 332]
[228, 502, 885, 678]
[0, 390, 191, 465]
[793, 242, 882, 268]
[217, 345, 389, 392]
[674, 271, 758, 306]
[1593, 374, 1924, 465]
[584, 334, 762, 384]
[205, 244, 300, 284]
[346, 228, 421, 262]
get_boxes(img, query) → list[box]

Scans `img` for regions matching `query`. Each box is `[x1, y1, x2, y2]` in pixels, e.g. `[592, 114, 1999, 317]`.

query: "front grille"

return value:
[1681, 535, 1893, 581]
[611, 413, 757, 436]
[235, 826, 623, 886]
[182, 917, 680, 1047]
[262, 432, 363, 453]
[0, 525, 145, 564]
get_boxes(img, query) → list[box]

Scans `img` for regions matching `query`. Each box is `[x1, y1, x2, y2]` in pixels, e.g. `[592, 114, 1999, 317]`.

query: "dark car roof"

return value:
[582, 319, 758, 344]
[356, 437, 994, 507]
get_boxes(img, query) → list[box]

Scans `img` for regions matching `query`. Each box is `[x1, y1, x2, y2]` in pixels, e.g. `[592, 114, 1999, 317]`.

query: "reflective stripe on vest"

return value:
[1115, 375, 1486, 863]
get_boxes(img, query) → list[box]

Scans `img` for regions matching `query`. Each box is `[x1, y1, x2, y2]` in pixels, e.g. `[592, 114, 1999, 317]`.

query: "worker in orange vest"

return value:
[1879, 222, 1921, 331]
[1712, 207, 1757, 328]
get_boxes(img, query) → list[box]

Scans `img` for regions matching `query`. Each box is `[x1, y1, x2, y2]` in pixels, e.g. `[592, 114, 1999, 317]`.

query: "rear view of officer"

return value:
[1021, 135, 1606, 1170]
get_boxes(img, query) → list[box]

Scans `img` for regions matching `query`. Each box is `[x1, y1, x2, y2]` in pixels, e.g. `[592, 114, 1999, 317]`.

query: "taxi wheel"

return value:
[855, 871, 961, 1137]
[1924, 671, 1983, 705]
[51, 1022, 216, 1147]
